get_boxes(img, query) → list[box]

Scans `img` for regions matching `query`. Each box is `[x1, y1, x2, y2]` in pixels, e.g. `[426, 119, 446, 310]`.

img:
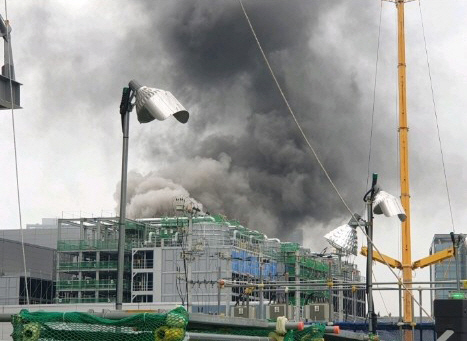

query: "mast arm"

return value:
[412, 247, 455, 270]
[360, 246, 403, 269]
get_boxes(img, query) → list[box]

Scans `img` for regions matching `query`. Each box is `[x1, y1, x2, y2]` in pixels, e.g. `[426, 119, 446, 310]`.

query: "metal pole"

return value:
[187, 215, 193, 313]
[295, 250, 300, 321]
[418, 287, 423, 341]
[116, 88, 131, 311]
[328, 260, 333, 322]
[366, 193, 376, 335]
[338, 253, 343, 321]
[259, 261, 264, 319]
[217, 266, 222, 315]
[398, 280, 402, 323]
[451, 232, 461, 292]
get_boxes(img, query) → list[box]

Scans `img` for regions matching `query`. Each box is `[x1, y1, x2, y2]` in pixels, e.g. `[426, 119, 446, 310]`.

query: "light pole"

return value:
[325, 173, 406, 335]
[116, 79, 189, 310]
[363, 174, 378, 335]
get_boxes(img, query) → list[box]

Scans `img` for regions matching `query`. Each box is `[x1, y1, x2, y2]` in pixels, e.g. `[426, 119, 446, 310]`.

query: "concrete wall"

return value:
[0, 239, 55, 279]
[0, 227, 80, 249]
[0, 239, 55, 307]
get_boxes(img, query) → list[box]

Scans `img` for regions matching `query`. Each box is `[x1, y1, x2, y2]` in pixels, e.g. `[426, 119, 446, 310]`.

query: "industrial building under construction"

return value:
[49, 214, 366, 321]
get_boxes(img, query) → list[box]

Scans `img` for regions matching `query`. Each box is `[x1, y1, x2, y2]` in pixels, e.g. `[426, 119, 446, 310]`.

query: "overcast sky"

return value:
[0, 0, 466, 315]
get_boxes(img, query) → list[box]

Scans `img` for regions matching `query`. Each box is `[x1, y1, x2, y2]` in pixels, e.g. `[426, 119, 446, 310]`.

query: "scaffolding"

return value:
[55, 217, 146, 304]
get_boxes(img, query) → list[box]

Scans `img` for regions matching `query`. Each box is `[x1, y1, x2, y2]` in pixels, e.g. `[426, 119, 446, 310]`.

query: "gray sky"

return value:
[0, 0, 466, 315]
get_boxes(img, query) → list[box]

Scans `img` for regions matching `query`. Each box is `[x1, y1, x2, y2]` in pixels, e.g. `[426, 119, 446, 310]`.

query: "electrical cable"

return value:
[239, 0, 434, 322]
[175, 265, 185, 306]
[366, 0, 383, 190]
[418, 0, 456, 233]
[3, 0, 30, 306]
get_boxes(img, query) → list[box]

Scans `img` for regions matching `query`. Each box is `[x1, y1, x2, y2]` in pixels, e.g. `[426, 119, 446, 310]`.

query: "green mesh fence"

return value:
[12, 307, 188, 341]
[12, 307, 326, 341]
[283, 325, 325, 340]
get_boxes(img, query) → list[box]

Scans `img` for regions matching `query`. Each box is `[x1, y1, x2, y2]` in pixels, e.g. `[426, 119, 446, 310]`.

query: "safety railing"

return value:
[56, 279, 130, 290]
[58, 261, 130, 270]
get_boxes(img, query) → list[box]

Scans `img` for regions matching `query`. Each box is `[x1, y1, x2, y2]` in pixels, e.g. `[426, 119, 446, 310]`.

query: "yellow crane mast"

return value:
[361, 2, 455, 340]
[396, 0, 414, 334]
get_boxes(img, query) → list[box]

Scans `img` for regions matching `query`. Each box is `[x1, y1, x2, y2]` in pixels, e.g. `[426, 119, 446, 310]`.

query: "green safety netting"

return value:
[11, 307, 326, 341]
[12, 307, 188, 341]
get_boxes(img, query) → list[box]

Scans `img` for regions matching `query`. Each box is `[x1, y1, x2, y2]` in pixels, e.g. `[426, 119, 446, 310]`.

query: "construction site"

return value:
[54, 214, 366, 321]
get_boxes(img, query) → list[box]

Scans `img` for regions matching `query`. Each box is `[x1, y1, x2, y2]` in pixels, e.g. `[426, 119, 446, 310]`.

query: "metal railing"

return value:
[132, 259, 154, 269]
[57, 240, 133, 251]
[54, 297, 116, 304]
[58, 261, 130, 270]
[56, 279, 130, 290]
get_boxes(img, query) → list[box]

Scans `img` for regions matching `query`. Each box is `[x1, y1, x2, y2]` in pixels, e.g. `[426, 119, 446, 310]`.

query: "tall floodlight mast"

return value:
[116, 80, 189, 310]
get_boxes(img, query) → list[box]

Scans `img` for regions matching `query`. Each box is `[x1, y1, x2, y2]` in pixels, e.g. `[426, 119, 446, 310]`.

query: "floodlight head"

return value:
[324, 224, 358, 256]
[129, 79, 189, 124]
[373, 190, 406, 222]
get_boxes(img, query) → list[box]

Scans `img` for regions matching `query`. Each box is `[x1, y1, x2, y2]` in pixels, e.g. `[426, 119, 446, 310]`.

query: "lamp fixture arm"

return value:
[119, 87, 135, 133]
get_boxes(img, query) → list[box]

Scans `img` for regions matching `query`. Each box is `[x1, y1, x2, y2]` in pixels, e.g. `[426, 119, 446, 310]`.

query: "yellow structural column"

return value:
[397, 0, 414, 337]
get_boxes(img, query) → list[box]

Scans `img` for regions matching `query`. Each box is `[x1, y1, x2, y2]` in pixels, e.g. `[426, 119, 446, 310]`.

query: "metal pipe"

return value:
[238, 286, 456, 293]
[0, 314, 13, 322]
[188, 313, 304, 330]
[187, 333, 271, 341]
[223, 280, 457, 288]
[262, 287, 458, 292]
[0, 310, 310, 333]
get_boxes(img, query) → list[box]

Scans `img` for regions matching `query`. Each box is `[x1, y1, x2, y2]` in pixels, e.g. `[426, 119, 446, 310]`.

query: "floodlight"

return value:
[129, 80, 189, 124]
[324, 223, 358, 256]
[373, 190, 406, 222]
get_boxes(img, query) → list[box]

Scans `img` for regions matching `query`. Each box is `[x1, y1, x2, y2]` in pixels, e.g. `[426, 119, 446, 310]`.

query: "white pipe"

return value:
[147, 232, 156, 243]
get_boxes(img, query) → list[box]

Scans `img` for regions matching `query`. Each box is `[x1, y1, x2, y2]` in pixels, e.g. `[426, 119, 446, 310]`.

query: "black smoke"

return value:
[120, 0, 394, 240]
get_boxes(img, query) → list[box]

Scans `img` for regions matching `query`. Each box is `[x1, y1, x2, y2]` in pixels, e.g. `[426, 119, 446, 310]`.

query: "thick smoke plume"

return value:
[118, 0, 391, 240]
